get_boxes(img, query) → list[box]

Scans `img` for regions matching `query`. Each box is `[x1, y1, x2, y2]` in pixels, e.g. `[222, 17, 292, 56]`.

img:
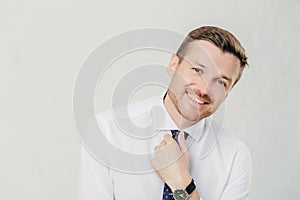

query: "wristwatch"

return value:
[173, 179, 196, 200]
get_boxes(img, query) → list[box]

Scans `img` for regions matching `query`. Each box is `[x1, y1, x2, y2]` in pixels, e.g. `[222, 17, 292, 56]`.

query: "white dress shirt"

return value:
[78, 95, 252, 200]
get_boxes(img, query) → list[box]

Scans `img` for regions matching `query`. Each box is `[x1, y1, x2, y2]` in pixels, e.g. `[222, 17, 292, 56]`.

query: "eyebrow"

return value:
[193, 61, 207, 68]
[221, 75, 232, 84]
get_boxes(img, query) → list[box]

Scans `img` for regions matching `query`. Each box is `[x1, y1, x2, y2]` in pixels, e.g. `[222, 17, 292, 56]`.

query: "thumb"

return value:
[178, 131, 188, 153]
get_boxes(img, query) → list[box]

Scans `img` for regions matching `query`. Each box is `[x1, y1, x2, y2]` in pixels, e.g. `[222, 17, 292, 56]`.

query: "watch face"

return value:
[173, 189, 188, 200]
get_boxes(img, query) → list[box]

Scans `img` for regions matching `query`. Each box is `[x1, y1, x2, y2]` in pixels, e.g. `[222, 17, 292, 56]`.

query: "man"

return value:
[78, 26, 252, 200]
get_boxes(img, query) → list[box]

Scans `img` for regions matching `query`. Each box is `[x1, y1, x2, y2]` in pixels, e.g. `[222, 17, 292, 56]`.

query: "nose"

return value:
[196, 76, 211, 97]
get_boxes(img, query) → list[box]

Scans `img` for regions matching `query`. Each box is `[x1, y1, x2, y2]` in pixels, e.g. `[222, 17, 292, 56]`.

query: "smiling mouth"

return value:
[187, 92, 209, 105]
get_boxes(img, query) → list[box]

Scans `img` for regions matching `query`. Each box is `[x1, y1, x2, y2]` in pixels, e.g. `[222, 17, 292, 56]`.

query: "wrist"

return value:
[168, 175, 192, 192]
[172, 178, 197, 200]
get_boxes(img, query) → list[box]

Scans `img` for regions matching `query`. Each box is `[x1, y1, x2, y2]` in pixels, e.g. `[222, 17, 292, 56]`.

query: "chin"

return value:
[181, 104, 212, 120]
[180, 110, 208, 122]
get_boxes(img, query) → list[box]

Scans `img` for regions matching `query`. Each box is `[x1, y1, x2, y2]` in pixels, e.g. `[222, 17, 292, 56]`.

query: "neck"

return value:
[163, 92, 197, 130]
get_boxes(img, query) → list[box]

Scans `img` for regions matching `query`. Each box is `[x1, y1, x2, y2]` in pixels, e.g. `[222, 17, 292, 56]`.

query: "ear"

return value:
[167, 54, 180, 76]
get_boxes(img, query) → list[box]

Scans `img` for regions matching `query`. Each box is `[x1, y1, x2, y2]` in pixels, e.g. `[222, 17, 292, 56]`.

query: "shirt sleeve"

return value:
[220, 150, 253, 200]
[78, 146, 114, 200]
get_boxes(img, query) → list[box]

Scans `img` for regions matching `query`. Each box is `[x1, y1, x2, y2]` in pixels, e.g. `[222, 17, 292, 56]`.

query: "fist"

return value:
[151, 131, 192, 191]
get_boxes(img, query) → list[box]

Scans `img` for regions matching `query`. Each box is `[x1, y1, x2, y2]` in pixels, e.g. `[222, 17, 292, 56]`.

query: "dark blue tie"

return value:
[162, 130, 188, 200]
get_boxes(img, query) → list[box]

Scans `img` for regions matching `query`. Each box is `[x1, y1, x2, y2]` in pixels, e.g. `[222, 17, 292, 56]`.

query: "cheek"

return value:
[210, 87, 227, 103]
[170, 71, 191, 89]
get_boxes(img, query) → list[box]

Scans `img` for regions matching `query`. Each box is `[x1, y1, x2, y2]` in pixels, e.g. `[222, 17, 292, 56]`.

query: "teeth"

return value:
[187, 93, 206, 104]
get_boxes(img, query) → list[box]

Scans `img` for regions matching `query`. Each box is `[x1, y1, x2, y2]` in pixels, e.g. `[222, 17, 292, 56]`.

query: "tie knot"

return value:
[170, 130, 189, 142]
[170, 130, 180, 137]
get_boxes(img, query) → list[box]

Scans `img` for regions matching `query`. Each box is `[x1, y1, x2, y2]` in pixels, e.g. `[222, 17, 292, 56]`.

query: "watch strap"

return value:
[186, 179, 196, 195]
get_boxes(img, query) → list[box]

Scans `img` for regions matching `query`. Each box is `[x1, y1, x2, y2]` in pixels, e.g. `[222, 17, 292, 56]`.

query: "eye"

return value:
[192, 67, 203, 74]
[217, 79, 227, 87]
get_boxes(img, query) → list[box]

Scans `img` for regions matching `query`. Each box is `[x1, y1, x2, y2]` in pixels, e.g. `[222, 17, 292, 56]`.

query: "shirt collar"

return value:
[151, 93, 206, 142]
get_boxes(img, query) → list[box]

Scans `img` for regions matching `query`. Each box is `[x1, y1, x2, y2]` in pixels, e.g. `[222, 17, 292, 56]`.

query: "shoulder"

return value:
[222, 128, 251, 159]
[95, 96, 161, 121]
[209, 119, 251, 161]
[90, 96, 163, 135]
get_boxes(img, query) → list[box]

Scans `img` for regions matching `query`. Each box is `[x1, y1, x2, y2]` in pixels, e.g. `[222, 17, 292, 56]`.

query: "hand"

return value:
[151, 131, 192, 191]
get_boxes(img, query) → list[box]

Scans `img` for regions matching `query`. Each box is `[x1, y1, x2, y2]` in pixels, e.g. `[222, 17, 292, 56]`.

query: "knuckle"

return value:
[164, 133, 172, 140]
[164, 133, 170, 139]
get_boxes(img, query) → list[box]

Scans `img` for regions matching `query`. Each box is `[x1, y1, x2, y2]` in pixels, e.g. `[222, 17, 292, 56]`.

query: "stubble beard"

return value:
[167, 89, 212, 123]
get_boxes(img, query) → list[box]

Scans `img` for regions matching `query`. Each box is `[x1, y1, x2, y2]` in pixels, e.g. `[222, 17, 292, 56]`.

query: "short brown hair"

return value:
[176, 26, 248, 84]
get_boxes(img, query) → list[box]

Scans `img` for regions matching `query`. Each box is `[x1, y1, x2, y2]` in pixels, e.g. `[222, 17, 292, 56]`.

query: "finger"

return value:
[163, 133, 173, 143]
[178, 131, 188, 152]
[160, 140, 167, 147]
[154, 145, 160, 151]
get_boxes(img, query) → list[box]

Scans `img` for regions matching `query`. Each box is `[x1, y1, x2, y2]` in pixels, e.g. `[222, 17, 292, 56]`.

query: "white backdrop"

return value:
[1, 0, 299, 199]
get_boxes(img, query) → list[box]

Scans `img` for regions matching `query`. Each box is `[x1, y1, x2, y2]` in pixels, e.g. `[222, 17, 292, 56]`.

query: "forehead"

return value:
[183, 40, 241, 82]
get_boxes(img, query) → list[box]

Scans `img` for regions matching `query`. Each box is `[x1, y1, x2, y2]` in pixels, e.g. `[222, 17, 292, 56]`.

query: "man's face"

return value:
[167, 40, 241, 123]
